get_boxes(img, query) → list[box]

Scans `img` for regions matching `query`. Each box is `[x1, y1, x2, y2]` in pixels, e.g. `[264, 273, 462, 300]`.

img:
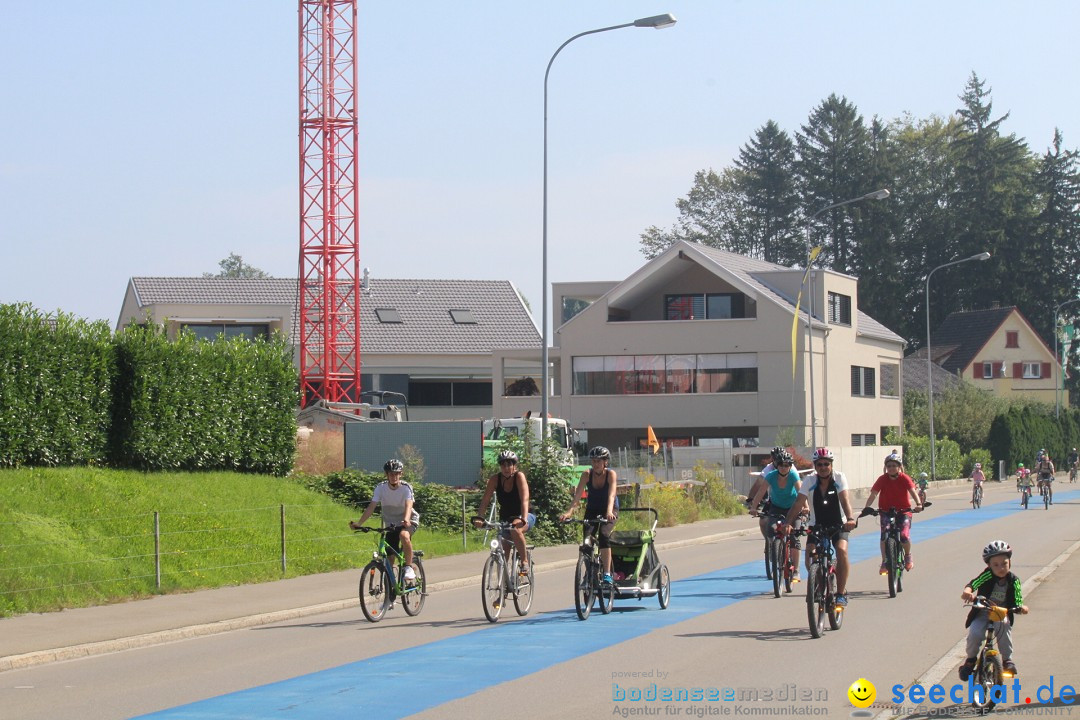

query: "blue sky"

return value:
[2, 1, 1078, 328]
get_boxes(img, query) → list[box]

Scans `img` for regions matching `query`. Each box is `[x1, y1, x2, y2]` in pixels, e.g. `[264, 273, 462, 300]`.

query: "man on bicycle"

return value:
[861, 452, 923, 573]
[782, 447, 856, 607]
[970, 462, 985, 505]
[349, 459, 419, 583]
[474, 450, 535, 575]
[748, 448, 804, 581]
[1035, 454, 1055, 505]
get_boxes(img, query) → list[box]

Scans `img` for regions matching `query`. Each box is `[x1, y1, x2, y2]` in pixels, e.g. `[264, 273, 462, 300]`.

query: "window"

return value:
[664, 293, 751, 320]
[375, 308, 402, 323]
[851, 434, 877, 446]
[1022, 362, 1042, 379]
[449, 309, 476, 324]
[180, 323, 269, 342]
[1006, 331, 1018, 348]
[828, 292, 852, 325]
[408, 380, 492, 407]
[851, 366, 875, 397]
[981, 362, 994, 379]
[571, 353, 758, 395]
[561, 297, 592, 324]
[879, 363, 899, 397]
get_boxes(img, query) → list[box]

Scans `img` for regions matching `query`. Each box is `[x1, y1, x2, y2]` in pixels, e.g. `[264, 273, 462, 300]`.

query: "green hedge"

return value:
[0, 304, 115, 467]
[884, 431, 963, 480]
[111, 324, 297, 475]
[988, 405, 1080, 473]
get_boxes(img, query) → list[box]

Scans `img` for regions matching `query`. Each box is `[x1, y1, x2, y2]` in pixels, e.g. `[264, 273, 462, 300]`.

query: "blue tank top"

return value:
[764, 469, 798, 510]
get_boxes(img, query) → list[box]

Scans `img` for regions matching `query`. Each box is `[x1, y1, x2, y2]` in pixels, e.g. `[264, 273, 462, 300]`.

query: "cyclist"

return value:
[1014, 462, 1027, 491]
[782, 447, 857, 607]
[748, 448, 804, 581]
[1017, 467, 1035, 506]
[1035, 453, 1055, 505]
[746, 446, 785, 513]
[560, 446, 619, 584]
[349, 459, 419, 583]
[474, 449, 535, 575]
[970, 462, 986, 505]
[861, 452, 923, 573]
[958, 540, 1029, 680]
[1068, 448, 1079, 480]
[916, 472, 929, 504]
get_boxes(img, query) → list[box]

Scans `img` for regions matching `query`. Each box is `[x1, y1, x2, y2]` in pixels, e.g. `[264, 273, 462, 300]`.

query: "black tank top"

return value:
[495, 472, 523, 522]
[584, 468, 619, 517]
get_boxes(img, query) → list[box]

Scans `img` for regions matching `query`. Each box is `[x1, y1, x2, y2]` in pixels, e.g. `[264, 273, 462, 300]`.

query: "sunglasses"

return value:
[777, 462, 792, 468]
[814, 461, 832, 467]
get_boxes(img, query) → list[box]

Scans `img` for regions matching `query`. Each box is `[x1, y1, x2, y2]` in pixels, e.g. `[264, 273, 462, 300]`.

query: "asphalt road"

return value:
[3, 482, 1078, 720]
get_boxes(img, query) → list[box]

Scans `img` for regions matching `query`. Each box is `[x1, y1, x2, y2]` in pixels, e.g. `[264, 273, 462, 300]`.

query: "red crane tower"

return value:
[297, 0, 361, 406]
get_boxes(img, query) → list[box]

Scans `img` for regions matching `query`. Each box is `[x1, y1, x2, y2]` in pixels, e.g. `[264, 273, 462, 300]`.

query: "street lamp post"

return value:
[804, 189, 890, 448]
[925, 251, 991, 479]
[1053, 298, 1080, 418]
[541, 13, 676, 444]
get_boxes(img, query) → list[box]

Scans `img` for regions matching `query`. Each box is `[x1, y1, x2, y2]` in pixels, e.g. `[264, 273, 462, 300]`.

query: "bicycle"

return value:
[759, 509, 803, 598]
[1038, 477, 1051, 510]
[1070, 463, 1078, 483]
[472, 518, 534, 623]
[563, 516, 615, 620]
[966, 597, 1023, 714]
[354, 525, 426, 623]
[971, 483, 983, 509]
[860, 502, 930, 598]
[804, 523, 846, 639]
[1019, 482, 1031, 510]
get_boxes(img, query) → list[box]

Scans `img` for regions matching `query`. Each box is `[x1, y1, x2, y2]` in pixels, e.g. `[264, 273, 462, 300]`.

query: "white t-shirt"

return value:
[372, 481, 415, 526]
[798, 470, 849, 525]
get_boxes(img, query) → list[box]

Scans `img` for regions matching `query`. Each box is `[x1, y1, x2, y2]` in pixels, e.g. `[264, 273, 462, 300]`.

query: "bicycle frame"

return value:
[806, 524, 843, 638]
[968, 598, 1020, 712]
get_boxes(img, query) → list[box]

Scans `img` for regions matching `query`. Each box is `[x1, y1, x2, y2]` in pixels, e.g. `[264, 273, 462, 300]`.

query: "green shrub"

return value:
[963, 449, 993, 477]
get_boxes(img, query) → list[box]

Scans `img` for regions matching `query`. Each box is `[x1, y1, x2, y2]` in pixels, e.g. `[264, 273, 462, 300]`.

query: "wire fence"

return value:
[0, 500, 490, 616]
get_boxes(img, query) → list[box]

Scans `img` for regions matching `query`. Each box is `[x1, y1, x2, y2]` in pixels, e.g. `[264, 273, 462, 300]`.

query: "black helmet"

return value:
[775, 450, 794, 466]
[770, 446, 785, 463]
[497, 450, 518, 464]
[384, 458, 404, 473]
[589, 446, 610, 460]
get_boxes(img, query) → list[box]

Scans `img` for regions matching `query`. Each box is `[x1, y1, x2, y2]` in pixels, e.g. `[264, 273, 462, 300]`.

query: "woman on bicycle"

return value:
[474, 450, 535, 575]
[560, 446, 619, 584]
[970, 462, 986, 505]
[349, 459, 419, 582]
[959, 540, 1028, 680]
[782, 447, 856, 606]
[748, 449, 804, 581]
[861, 452, 923, 573]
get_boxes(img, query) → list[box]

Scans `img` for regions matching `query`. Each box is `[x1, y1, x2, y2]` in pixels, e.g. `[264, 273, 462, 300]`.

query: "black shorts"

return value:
[584, 515, 617, 549]
[386, 523, 416, 554]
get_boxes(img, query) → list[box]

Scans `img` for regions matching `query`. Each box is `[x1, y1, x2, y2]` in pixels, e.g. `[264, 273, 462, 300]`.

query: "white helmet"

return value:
[982, 540, 1012, 563]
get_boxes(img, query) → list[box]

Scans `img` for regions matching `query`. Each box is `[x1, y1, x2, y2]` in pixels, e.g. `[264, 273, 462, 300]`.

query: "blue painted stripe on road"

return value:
[137, 489, 1076, 719]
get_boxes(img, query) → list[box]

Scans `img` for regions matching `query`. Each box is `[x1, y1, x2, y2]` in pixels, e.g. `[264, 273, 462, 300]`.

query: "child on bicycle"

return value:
[349, 458, 420, 582]
[916, 472, 929, 504]
[970, 462, 985, 505]
[560, 445, 619, 584]
[474, 450, 535, 575]
[1017, 467, 1035, 505]
[959, 540, 1029, 680]
[861, 452, 923, 573]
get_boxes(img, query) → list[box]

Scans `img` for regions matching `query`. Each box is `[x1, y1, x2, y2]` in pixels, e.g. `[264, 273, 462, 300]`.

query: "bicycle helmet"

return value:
[812, 447, 834, 462]
[1018, 463, 1024, 468]
[588, 446, 610, 460]
[919, 472, 929, 479]
[770, 446, 785, 463]
[974, 462, 982, 469]
[384, 458, 404, 473]
[497, 449, 518, 464]
[982, 540, 1012, 563]
[774, 449, 794, 465]
[884, 452, 903, 466]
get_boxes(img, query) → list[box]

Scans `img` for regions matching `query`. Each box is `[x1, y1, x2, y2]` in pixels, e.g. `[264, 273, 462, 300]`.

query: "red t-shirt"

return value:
[871, 472, 916, 511]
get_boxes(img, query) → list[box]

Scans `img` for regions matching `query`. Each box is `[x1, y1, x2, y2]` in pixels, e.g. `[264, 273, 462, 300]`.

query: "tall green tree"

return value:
[204, 253, 270, 279]
[734, 121, 802, 265]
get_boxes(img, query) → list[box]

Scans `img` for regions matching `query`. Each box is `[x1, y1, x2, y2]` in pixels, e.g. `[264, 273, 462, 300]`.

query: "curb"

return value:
[0, 527, 754, 673]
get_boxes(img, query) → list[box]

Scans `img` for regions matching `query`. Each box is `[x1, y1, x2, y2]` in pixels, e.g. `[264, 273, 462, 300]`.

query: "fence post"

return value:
[154, 511, 161, 590]
[461, 494, 467, 550]
[280, 504, 287, 575]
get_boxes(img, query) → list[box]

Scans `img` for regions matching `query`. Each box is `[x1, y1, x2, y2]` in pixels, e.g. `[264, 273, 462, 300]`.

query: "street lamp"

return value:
[1053, 298, 1080, 418]
[541, 13, 677, 443]
[804, 189, 890, 448]
[926, 251, 991, 479]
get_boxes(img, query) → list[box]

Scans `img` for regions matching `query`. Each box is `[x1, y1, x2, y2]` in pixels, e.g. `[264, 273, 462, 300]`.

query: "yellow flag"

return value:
[646, 426, 660, 455]
[791, 246, 824, 380]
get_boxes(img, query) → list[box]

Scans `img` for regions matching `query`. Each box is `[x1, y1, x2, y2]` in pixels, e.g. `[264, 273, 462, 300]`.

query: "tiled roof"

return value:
[928, 306, 1015, 374]
[691, 244, 905, 345]
[902, 348, 962, 395]
[128, 277, 540, 354]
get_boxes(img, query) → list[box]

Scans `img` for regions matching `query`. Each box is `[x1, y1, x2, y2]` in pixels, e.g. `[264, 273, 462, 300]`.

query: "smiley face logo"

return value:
[847, 678, 876, 708]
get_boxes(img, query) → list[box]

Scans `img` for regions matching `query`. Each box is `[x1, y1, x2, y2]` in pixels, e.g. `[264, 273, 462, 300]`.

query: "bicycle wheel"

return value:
[884, 537, 899, 598]
[657, 564, 670, 609]
[806, 563, 825, 639]
[358, 561, 391, 623]
[973, 487, 981, 509]
[971, 653, 1002, 713]
[513, 554, 535, 616]
[401, 558, 426, 616]
[1022, 490, 1028, 509]
[827, 569, 843, 630]
[1043, 487, 1050, 510]
[598, 562, 615, 615]
[770, 537, 784, 598]
[763, 541, 772, 580]
[574, 555, 595, 620]
[481, 554, 506, 623]
[782, 538, 797, 594]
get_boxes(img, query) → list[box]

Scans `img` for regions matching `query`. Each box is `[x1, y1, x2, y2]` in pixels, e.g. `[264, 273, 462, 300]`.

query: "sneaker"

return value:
[519, 564, 529, 577]
[834, 594, 848, 607]
[1003, 660, 1017, 677]
[403, 565, 416, 582]
[904, 556, 914, 572]
[602, 573, 613, 586]
[959, 658, 976, 681]
[879, 562, 888, 575]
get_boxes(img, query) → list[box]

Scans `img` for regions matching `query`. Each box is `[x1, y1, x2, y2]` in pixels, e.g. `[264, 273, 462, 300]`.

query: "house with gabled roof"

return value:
[117, 274, 541, 420]
[926, 305, 1060, 404]
[491, 240, 906, 450]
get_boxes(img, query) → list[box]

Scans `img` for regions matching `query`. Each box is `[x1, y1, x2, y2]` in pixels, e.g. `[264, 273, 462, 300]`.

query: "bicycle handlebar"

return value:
[860, 501, 932, 518]
[561, 516, 609, 526]
[353, 524, 408, 534]
[470, 516, 524, 530]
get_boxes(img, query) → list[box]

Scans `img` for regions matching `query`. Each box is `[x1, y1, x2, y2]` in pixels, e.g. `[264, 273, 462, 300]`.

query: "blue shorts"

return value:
[499, 512, 536, 538]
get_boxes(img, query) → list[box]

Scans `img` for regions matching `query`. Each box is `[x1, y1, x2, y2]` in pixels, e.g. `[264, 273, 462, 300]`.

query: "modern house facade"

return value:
[492, 241, 906, 451]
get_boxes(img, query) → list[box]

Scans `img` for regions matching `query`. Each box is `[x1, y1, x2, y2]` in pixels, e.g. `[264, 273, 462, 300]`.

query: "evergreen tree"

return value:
[734, 121, 802, 265]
